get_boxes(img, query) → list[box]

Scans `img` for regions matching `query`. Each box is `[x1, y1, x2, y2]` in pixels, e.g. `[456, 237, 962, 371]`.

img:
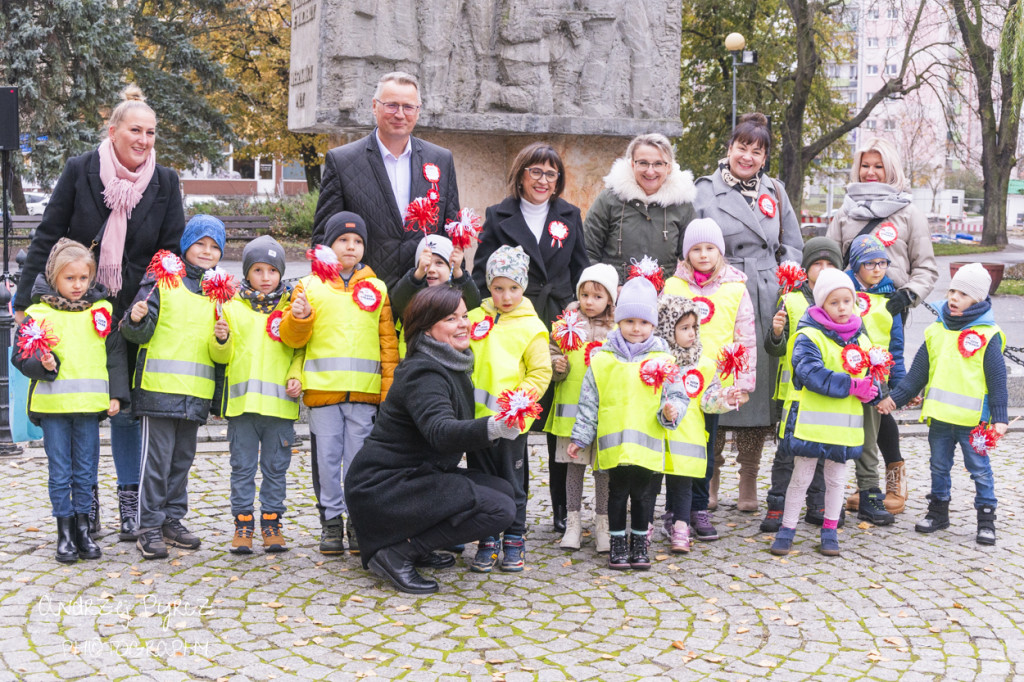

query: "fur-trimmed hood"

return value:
[657, 294, 702, 367]
[603, 157, 697, 207]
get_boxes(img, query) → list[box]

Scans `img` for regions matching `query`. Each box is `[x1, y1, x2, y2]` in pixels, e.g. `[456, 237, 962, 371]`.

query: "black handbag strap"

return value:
[842, 217, 883, 267]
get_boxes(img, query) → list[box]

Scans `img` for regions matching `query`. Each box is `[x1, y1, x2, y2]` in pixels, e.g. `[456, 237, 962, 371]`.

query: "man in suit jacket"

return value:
[311, 71, 460, 290]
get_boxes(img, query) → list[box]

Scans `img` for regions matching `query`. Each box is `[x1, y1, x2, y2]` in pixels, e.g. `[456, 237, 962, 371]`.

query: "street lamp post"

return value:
[725, 32, 757, 131]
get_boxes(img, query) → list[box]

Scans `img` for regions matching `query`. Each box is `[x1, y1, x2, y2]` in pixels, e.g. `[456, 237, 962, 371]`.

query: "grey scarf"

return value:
[416, 333, 475, 373]
[841, 182, 912, 220]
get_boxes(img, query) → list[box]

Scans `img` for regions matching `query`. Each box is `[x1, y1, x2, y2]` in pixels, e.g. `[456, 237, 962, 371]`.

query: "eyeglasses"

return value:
[862, 260, 889, 270]
[525, 167, 560, 181]
[633, 160, 669, 171]
[374, 99, 421, 115]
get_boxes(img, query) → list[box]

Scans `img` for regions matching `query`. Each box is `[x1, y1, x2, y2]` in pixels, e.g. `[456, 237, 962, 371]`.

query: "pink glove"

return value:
[849, 377, 878, 403]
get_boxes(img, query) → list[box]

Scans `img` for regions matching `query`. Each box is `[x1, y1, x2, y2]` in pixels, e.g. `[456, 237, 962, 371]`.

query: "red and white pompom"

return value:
[423, 163, 441, 185]
[548, 221, 569, 249]
[16, 319, 60, 360]
[495, 388, 544, 431]
[552, 308, 588, 352]
[202, 267, 238, 305]
[958, 329, 986, 358]
[867, 346, 895, 383]
[92, 308, 112, 338]
[970, 423, 1000, 457]
[583, 340, 603, 366]
[639, 358, 682, 392]
[444, 207, 483, 249]
[145, 250, 185, 289]
[717, 343, 750, 381]
[841, 344, 870, 376]
[627, 255, 664, 292]
[775, 260, 807, 296]
[306, 244, 341, 283]
[352, 280, 383, 312]
[266, 309, 284, 341]
[404, 196, 439, 234]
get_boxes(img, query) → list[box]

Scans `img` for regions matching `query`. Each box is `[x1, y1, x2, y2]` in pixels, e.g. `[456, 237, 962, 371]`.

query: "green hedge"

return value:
[188, 191, 318, 239]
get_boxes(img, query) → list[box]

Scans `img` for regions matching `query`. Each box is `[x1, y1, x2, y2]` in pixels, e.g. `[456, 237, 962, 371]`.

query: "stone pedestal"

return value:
[290, 0, 683, 216]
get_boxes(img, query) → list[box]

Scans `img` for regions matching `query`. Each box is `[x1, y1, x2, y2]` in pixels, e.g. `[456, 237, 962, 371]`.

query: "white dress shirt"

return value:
[376, 132, 413, 218]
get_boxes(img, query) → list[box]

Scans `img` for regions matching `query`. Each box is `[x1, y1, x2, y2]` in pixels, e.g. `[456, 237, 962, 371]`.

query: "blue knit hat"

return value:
[181, 214, 226, 255]
[848, 234, 889, 273]
[614, 276, 658, 325]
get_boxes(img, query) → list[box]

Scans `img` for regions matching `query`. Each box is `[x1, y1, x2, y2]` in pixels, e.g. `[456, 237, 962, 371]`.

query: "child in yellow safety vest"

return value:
[14, 238, 129, 564]
[280, 211, 398, 557]
[217, 236, 304, 555]
[568, 277, 690, 571]
[760, 237, 844, 533]
[771, 269, 884, 558]
[545, 263, 618, 553]
[467, 245, 551, 574]
[121, 215, 232, 561]
[879, 263, 1007, 545]
[844, 234, 906, 525]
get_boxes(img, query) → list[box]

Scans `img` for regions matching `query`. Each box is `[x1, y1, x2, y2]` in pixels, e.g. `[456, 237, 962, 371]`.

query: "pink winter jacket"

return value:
[668, 261, 757, 393]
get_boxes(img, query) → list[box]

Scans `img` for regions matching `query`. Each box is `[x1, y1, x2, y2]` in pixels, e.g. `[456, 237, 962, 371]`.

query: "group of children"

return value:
[18, 206, 1008, 570]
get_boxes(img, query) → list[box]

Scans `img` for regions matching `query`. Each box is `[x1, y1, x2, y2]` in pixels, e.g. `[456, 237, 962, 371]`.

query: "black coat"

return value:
[473, 196, 590, 328]
[311, 131, 460, 290]
[344, 351, 494, 567]
[15, 150, 186, 319]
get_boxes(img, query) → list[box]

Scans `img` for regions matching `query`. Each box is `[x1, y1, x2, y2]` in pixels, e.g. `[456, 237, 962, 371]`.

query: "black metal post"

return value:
[1, 147, 24, 455]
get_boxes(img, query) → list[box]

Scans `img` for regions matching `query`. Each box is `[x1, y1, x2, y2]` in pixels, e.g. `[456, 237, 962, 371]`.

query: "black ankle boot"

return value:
[608, 534, 629, 570]
[628, 532, 651, 570]
[553, 505, 567, 533]
[89, 484, 101, 534]
[75, 513, 102, 560]
[976, 505, 996, 545]
[117, 485, 139, 541]
[56, 517, 78, 563]
[368, 544, 438, 594]
[914, 494, 950, 534]
[760, 493, 785, 532]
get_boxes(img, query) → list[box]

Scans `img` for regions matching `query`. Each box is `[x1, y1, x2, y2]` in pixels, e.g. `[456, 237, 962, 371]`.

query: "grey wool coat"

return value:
[692, 170, 804, 428]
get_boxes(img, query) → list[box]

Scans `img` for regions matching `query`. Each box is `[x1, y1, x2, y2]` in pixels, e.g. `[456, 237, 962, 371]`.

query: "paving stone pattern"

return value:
[1, 432, 1022, 681]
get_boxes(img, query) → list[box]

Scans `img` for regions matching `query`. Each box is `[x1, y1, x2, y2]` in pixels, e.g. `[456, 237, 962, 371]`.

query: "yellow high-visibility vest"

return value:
[662, 276, 746, 387]
[921, 322, 1004, 426]
[138, 285, 217, 399]
[791, 327, 871, 447]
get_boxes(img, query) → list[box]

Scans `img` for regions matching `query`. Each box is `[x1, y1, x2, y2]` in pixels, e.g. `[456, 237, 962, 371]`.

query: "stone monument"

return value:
[289, 0, 682, 214]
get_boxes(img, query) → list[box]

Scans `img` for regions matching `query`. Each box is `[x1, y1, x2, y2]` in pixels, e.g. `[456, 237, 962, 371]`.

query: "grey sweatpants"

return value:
[309, 402, 376, 521]
[137, 416, 200, 530]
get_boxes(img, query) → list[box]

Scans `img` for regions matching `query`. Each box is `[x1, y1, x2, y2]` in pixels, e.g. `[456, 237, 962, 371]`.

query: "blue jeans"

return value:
[41, 415, 100, 518]
[228, 414, 296, 515]
[109, 410, 141, 486]
[927, 420, 997, 509]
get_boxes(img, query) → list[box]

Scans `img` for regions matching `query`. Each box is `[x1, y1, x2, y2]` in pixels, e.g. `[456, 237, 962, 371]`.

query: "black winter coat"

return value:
[473, 196, 590, 329]
[311, 131, 459, 290]
[344, 351, 494, 567]
[15, 150, 186, 319]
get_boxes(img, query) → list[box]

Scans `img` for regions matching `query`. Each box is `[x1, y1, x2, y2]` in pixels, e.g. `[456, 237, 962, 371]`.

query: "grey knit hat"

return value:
[614, 276, 658, 325]
[242, 235, 286, 279]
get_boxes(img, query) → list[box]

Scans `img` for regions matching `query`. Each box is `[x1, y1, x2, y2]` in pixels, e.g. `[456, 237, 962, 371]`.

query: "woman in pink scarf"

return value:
[15, 85, 185, 545]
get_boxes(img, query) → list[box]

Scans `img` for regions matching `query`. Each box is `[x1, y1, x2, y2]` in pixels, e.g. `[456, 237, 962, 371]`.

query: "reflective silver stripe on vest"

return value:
[926, 387, 983, 412]
[598, 429, 662, 453]
[34, 378, 109, 395]
[304, 357, 382, 375]
[781, 370, 791, 383]
[229, 379, 298, 403]
[146, 358, 215, 381]
[474, 388, 502, 413]
[555, 404, 578, 419]
[799, 410, 863, 430]
[668, 440, 707, 459]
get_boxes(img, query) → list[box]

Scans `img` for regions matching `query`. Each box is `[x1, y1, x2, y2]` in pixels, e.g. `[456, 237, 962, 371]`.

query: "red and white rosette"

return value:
[583, 340, 603, 366]
[16, 319, 60, 360]
[757, 193, 776, 218]
[307, 244, 341, 283]
[639, 358, 682, 393]
[470, 315, 494, 341]
[404, 196, 440, 234]
[92, 307, 112, 338]
[682, 368, 705, 399]
[867, 345, 894, 383]
[692, 296, 715, 325]
[856, 292, 872, 316]
[444, 207, 483, 249]
[875, 221, 898, 246]
[841, 344, 870, 376]
[717, 343, 749, 381]
[352, 280, 382, 312]
[969, 422, 1000, 457]
[423, 163, 441, 185]
[627, 255, 664, 292]
[266, 309, 284, 341]
[552, 308, 587, 352]
[548, 220, 569, 249]
[426, 188, 440, 204]
[958, 329, 986, 358]
[495, 388, 543, 431]
[775, 260, 807, 296]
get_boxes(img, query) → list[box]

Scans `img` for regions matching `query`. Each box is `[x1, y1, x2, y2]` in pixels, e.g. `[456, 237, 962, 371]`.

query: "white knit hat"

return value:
[614, 277, 658, 325]
[682, 217, 726, 256]
[949, 262, 991, 303]
[576, 263, 619, 304]
[813, 269, 856, 308]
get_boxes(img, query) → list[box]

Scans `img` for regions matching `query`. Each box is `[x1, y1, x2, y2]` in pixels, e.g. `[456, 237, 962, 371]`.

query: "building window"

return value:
[865, 91, 875, 100]
[885, 64, 899, 76]
[865, 119, 877, 130]
[867, 64, 879, 75]
[886, 7, 899, 19]
[234, 157, 255, 180]
[868, 8, 880, 19]
[886, 36, 899, 47]
[849, 65, 858, 78]
[884, 119, 897, 131]
[848, 91, 858, 103]
[826, 64, 840, 78]
[283, 161, 305, 181]
[867, 37, 879, 47]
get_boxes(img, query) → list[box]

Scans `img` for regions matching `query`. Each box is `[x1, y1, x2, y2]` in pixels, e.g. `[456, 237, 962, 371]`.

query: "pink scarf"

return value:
[97, 137, 156, 294]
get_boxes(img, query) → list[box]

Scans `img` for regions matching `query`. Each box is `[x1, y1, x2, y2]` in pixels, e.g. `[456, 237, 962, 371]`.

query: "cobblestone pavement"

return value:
[2, 430, 1022, 681]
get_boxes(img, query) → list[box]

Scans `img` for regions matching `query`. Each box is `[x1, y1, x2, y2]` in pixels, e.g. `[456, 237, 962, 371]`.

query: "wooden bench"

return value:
[5, 214, 273, 242]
